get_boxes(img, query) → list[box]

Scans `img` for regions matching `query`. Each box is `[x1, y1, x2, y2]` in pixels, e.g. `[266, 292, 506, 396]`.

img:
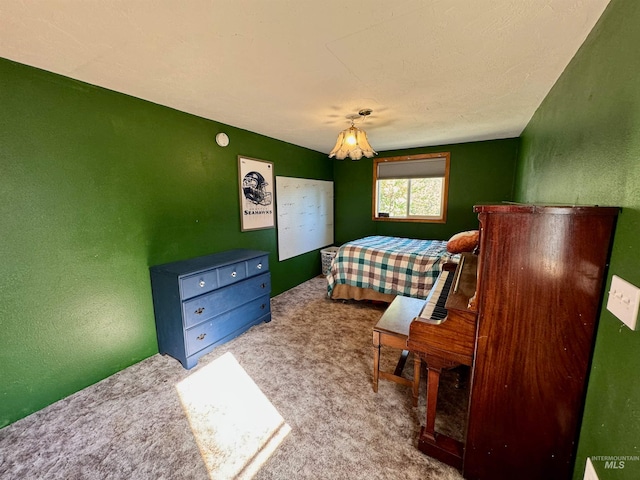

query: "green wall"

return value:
[0, 58, 331, 428]
[334, 138, 520, 244]
[514, 0, 640, 478]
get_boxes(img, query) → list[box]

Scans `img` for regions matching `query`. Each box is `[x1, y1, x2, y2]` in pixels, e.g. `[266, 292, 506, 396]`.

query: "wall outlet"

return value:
[584, 458, 599, 480]
[607, 275, 640, 330]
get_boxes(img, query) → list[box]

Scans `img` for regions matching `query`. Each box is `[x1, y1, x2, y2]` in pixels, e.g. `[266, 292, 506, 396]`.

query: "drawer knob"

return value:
[231, 271, 237, 278]
[261, 283, 266, 289]
[260, 304, 266, 310]
[257, 263, 262, 269]
[196, 333, 207, 341]
[199, 280, 206, 288]
[195, 307, 205, 315]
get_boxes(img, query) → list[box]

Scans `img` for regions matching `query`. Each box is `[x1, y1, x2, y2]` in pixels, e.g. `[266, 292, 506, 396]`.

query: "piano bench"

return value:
[372, 295, 425, 407]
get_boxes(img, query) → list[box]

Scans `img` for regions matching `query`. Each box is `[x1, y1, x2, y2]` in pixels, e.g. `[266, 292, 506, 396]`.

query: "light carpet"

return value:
[0, 277, 466, 480]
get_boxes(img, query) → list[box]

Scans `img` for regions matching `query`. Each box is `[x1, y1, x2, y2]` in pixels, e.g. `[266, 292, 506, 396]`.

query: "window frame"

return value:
[372, 152, 450, 223]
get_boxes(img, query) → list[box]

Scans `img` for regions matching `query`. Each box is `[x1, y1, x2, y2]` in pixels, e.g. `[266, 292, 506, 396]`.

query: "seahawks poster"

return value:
[238, 156, 275, 231]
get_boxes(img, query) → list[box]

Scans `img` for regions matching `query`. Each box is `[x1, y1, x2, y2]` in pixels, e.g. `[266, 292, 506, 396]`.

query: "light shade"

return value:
[328, 124, 377, 160]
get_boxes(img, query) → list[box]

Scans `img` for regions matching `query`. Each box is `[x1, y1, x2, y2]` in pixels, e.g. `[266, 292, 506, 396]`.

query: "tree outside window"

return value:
[373, 153, 449, 223]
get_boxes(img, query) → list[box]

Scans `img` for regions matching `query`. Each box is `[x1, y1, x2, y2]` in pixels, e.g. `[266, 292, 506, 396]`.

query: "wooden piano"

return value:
[405, 204, 618, 480]
[407, 252, 478, 470]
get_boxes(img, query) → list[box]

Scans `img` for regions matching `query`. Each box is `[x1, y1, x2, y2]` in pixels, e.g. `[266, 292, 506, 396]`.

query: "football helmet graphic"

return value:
[242, 171, 272, 206]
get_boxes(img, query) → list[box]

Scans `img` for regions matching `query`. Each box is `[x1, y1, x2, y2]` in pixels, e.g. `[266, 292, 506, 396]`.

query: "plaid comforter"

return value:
[326, 236, 456, 299]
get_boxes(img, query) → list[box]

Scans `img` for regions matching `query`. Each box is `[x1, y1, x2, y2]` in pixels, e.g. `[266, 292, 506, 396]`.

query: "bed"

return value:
[326, 235, 458, 302]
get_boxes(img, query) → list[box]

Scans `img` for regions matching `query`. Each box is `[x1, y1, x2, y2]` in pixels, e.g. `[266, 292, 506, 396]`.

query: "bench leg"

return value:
[372, 330, 380, 393]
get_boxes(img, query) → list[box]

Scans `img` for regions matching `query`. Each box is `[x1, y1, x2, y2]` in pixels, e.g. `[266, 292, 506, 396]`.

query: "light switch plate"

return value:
[584, 458, 599, 480]
[607, 275, 640, 330]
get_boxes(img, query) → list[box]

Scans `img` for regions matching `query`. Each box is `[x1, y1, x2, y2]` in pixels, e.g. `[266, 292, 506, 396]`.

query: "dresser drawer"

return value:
[217, 261, 247, 288]
[185, 294, 271, 356]
[180, 270, 219, 299]
[182, 273, 271, 328]
[247, 255, 269, 277]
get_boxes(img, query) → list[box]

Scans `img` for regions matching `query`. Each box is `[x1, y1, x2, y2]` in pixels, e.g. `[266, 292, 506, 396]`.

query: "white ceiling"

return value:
[0, 0, 611, 154]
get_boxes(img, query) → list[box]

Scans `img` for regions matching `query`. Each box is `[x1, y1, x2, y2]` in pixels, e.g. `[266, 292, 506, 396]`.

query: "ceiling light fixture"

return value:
[329, 108, 377, 160]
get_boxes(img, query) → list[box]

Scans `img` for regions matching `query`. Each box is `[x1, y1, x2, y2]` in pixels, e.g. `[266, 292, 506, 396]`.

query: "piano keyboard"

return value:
[419, 269, 454, 321]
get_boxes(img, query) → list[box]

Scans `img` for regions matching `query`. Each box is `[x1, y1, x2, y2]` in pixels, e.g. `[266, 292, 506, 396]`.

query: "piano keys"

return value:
[407, 252, 478, 470]
[419, 264, 455, 322]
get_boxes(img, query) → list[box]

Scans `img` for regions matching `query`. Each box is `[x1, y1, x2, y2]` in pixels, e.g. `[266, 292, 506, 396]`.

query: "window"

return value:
[373, 152, 450, 223]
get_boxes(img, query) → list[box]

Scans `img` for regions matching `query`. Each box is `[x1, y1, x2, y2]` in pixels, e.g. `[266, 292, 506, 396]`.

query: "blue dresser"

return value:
[150, 249, 271, 369]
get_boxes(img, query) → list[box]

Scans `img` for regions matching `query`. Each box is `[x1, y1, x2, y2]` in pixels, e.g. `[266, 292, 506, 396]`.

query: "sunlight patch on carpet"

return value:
[176, 352, 291, 479]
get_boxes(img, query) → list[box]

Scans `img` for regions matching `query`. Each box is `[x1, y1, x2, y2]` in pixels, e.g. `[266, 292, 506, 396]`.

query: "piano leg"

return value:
[416, 354, 464, 470]
[424, 365, 441, 441]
